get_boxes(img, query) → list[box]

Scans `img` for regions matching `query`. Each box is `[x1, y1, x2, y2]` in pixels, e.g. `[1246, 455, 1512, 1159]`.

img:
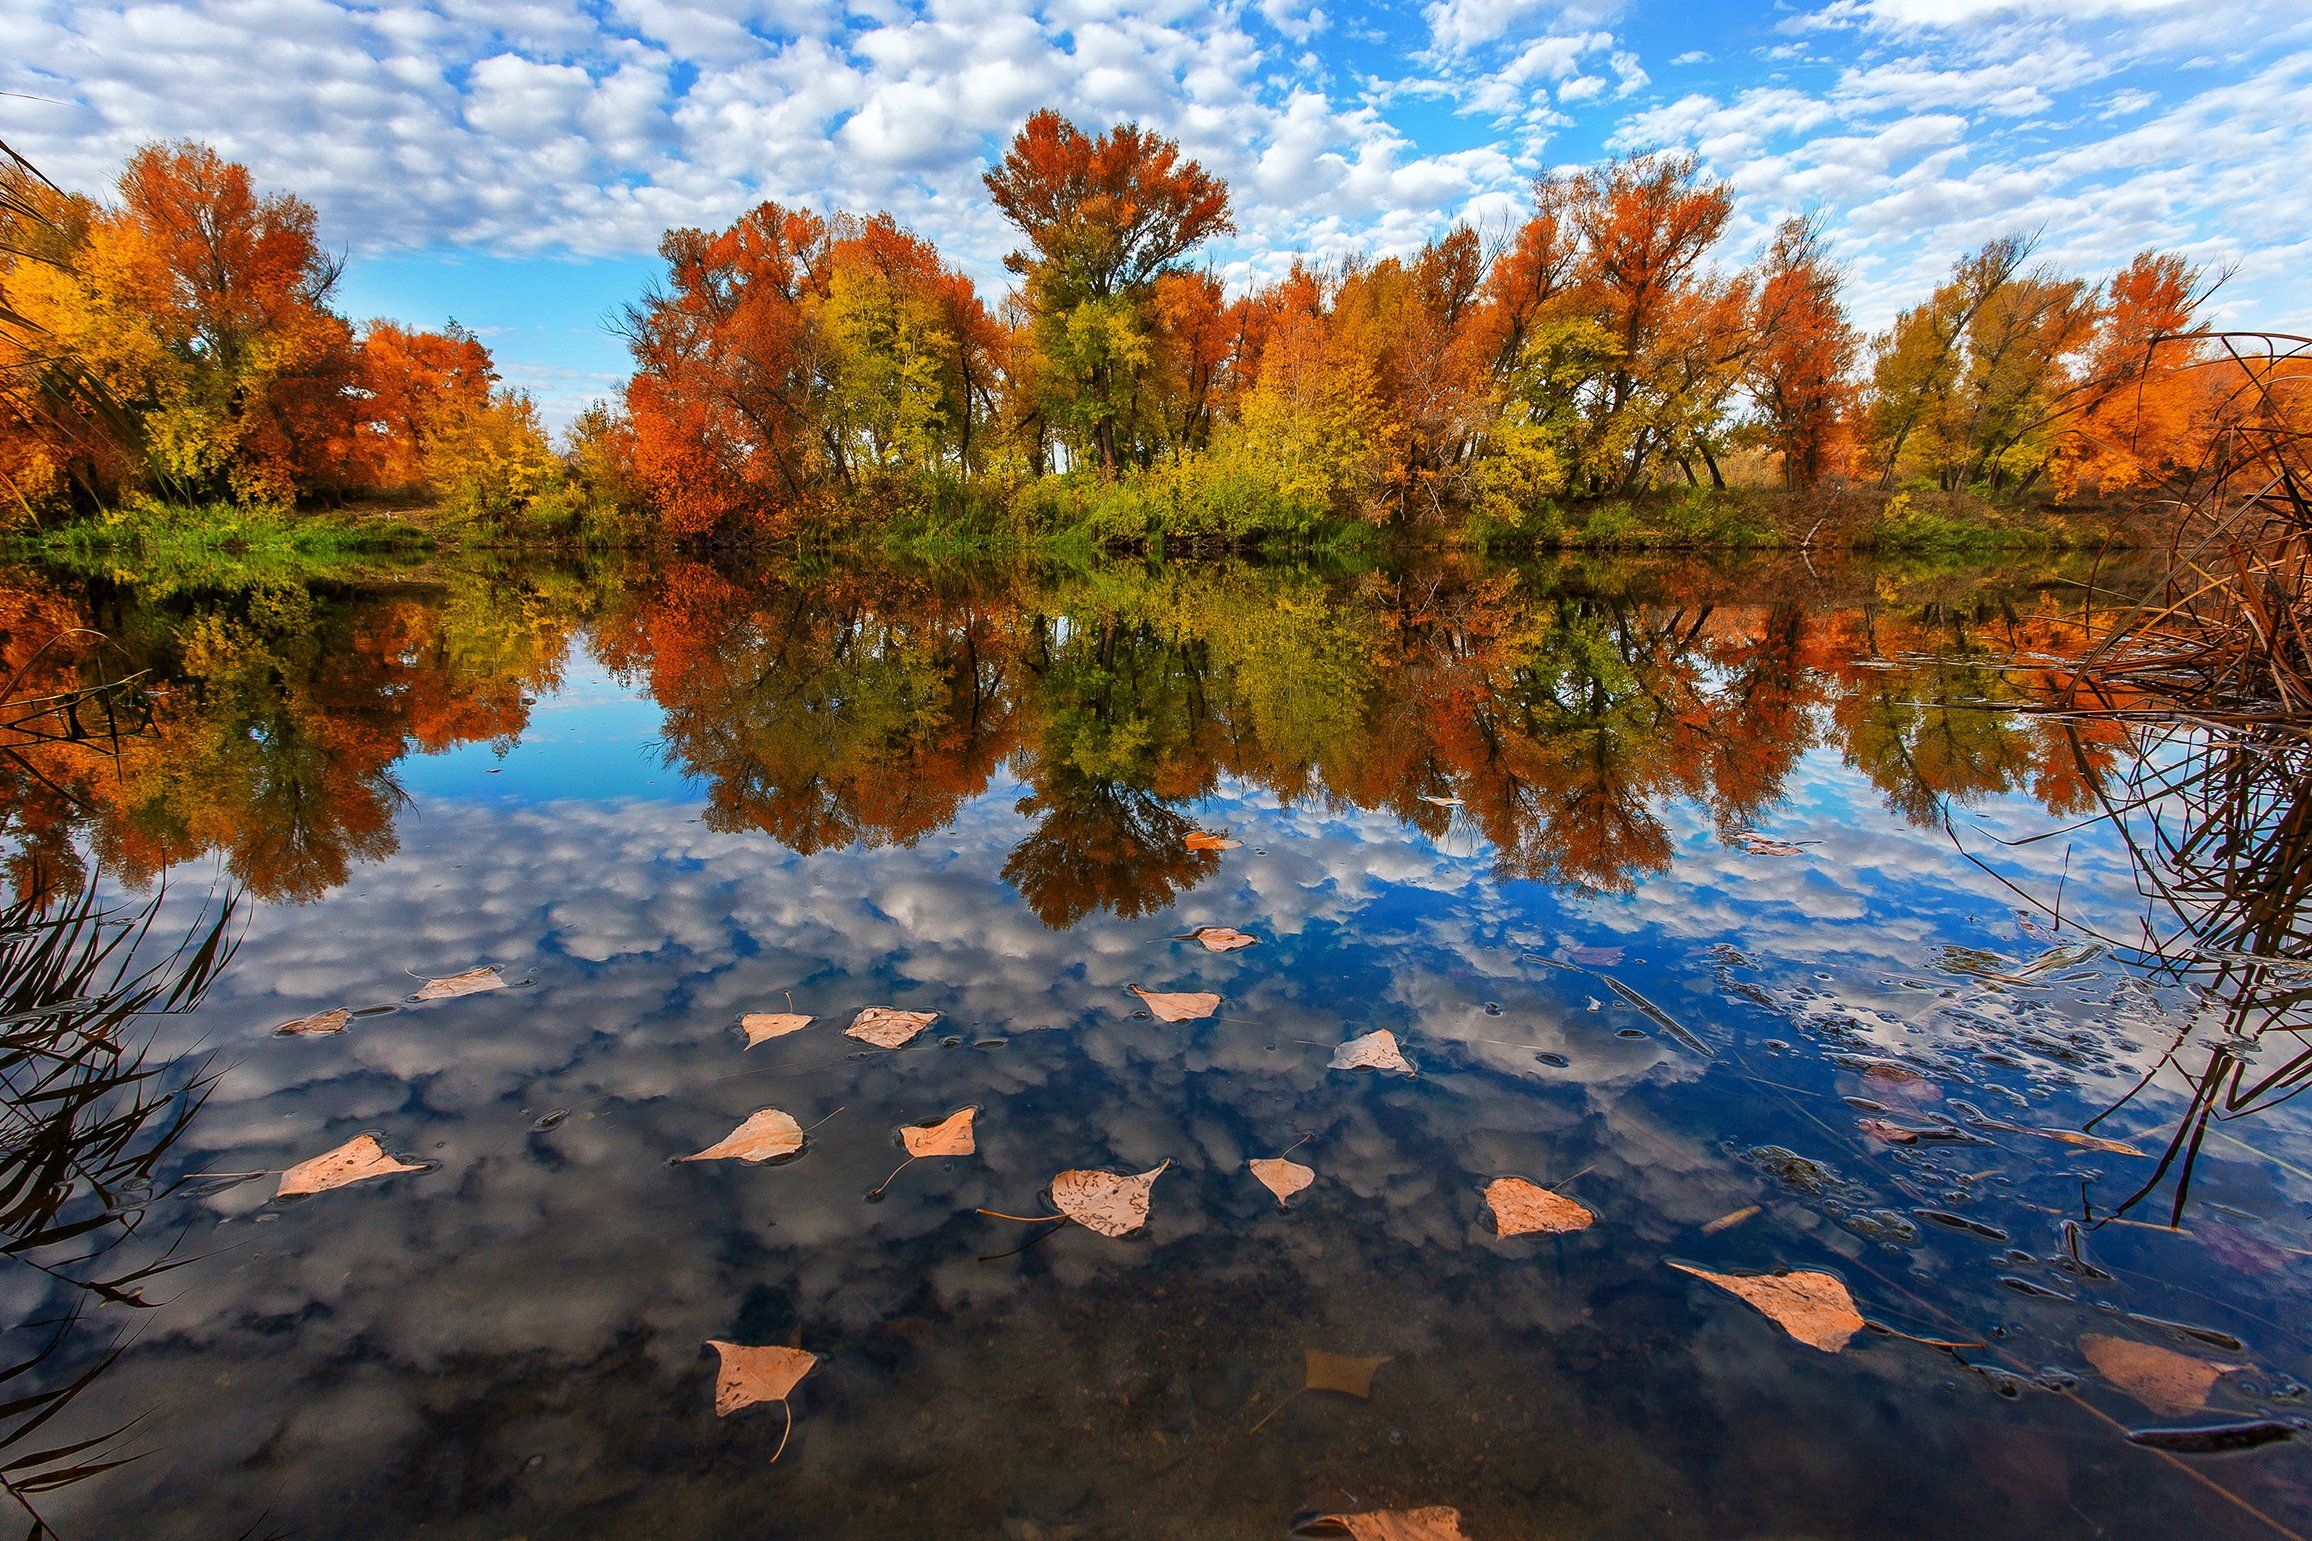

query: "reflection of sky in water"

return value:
[47, 647, 2312, 1541]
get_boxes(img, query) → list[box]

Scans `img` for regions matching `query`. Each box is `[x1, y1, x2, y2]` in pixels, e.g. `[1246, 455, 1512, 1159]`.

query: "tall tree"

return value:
[1747, 213, 1857, 491]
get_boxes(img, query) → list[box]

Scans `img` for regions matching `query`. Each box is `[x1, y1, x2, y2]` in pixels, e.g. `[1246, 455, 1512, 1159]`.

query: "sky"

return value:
[5, 0, 2309, 429]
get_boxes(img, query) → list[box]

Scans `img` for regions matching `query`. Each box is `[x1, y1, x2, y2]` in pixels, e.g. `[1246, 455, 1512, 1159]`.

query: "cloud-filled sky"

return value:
[6, 0, 2309, 426]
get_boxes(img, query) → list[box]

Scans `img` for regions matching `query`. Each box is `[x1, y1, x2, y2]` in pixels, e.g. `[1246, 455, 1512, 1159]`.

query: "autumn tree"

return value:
[2052, 250, 2217, 497]
[984, 111, 1231, 469]
[820, 213, 998, 485]
[1746, 213, 1857, 490]
[355, 320, 493, 488]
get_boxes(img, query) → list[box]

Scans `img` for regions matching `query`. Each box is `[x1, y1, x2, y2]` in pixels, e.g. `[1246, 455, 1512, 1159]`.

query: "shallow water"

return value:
[6, 553, 2310, 1539]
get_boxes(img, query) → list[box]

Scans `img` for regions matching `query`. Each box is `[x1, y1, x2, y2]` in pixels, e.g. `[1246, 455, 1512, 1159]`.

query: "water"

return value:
[5, 552, 2309, 1539]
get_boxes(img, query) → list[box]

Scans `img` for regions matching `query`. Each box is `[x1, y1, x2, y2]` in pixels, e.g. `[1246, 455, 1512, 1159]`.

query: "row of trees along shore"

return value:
[2, 116, 2289, 549]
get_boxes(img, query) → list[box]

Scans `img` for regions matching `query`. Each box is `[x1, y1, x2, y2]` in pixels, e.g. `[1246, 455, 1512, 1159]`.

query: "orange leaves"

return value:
[1051, 1160, 1170, 1237]
[710, 1341, 817, 1416]
[1184, 830, 1240, 852]
[1184, 925, 1256, 952]
[277, 1135, 425, 1198]
[901, 1107, 977, 1158]
[1669, 1262, 1865, 1352]
[677, 1108, 806, 1164]
[846, 1007, 939, 1048]
[1131, 986, 1220, 1022]
[1250, 1157, 1314, 1206]
[1484, 1177, 1594, 1237]
[2080, 1334, 2244, 1416]
[1301, 1509, 1469, 1540]
[983, 111, 1231, 299]
[741, 1011, 813, 1047]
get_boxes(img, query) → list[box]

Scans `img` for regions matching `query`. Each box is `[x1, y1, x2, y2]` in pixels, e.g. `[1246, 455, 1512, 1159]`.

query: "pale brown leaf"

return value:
[1700, 1204, 1760, 1235]
[1305, 1349, 1389, 1397]
[2079, 1333, 2245, 1416]
[1670, 1261, 1865, 1352]
[2027, 1126, 2145, 1157]
[1305, 1508, 1469, 1541]
[1131, 986, 1220, 1022]
[1329, 1029, 1413, 1074]
[740, 1011, 813, 1047]
[1416, 794, 1462, 808]
[277, 1134, 425, 1198]
[274, 1007, 349, 1037]
[1184, 830, 1241, 852]
[1250, 1157, 1313, 1205]
[1052, 1160, 1170, 1237]
[902, 1106, 977, 1158]
[678, 1108, 805, 1163]
[412, 966, 505, 1001]
[708, 1340, 816, 1416]
[1485, 1176, 1595, 1236]
[845, 1007, 939, 1048]
[1186, 925, 1257, 952]
[1857, 1118, 1919, 1145]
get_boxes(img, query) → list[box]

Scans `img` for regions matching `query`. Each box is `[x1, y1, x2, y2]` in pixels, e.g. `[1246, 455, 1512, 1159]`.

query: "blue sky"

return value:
[7, 0, 2308, 428]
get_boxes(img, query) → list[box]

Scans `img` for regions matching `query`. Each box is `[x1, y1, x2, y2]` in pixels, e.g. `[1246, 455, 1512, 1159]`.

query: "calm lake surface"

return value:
[6, 551, 2309, 1539]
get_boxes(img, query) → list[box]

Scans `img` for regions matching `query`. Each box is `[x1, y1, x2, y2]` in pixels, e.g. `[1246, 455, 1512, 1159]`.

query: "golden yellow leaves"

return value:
[1669, 1262, 1865, 1352]
[2080, 1334, 2245, 1416]
[1484, 1177, 1594, 1236]
[1303, 1348, 1389, 1397]
[740, 1011, 813, 1047]
[846, 1006, 940, 1048]
[1184, 830, 1240, 852]
[273, 1007, 349, 1036]
[1329, 1029, 1413, 1074]
[1301, 1508, 1469, 1540]
[1184, 925, 1257, 952]
[1131, 985, 1221, 1022]
[677, 1108, 806, 1164]
[412, 965, 505, 1001]
[1051, 1160, 1171, 1237]
[902, 1106, 977, 1158]
[276, 1134, 426, 1198]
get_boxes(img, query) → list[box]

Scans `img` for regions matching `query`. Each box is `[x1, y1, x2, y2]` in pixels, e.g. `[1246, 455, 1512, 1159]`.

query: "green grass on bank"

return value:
[14, 501, 435, 591]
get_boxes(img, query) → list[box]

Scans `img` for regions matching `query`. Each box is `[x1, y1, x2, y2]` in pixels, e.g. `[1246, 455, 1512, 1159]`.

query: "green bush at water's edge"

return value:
[12, 500, 435, 591]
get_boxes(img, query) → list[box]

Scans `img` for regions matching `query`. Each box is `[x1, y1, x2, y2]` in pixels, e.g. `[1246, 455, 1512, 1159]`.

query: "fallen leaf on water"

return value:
[1485, 1176, 1595, 1236]
[846, 1007, 939, 1048]
[677, 1108, 805, 1163]
[1733, 833, 1807, 856]
[277, 1134, 425, 1198]
[1329, 1029, 1414, 1074]
[2079, 1333, 2245, 1416]
[1567, 945, 1624, 968]
[413, 966, 505, 1001]
[2032, 1127, 2144, 1156]
[902, 1106, 977, 1158]
[1417, 794, 1462, 808]
[1300, 1508, 1469, 1541]
[1185, 831, 1240, 852]
[1250, 1157, 1314, 1205]
[1858, 1118, 1919, 1145]
[707, 1340, 816, 1416]
[1052, 1160, 1170, 1237]
[1186, 926, 1258, 952]
[1305, 1349, 1389, 1396]
[1131, 986, 1221, 1022]
[275, 1007, 350, 1037]
[1701, 1204, 1760, 1235]
[741, 1012, 813, 1047]
[1670, 1261, 1864, 1352]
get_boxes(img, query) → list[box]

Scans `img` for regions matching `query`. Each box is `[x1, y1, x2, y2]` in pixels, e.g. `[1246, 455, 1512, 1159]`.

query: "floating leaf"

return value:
[1670, 1261, 1864, 1352]
[1858, 1118, 1919, 1145]
[902, 1106, 977, 1158]
[740, 1011, 813, 1047]
[413, 966, 505, 1001]
[1186, 925, 1257, 953]
[1567, 945, 1623, 968]
[1184, 830, 1240, 852]
[1305, 1348, 1389, 1396]
[277, 1134, 425, 1198]
[707, 1340, 816, 1416]
[2080, 1333, 2245, 1416]
[1051, 1160, 1170, 1237]
[1329, 1029, 1413, 1074]
[274, 1007, 349, 1037]
[1732, 832, 1806, 856]
[1700, 1204, 1760, 1235]
[1131, 986, 1220, 1022]
[1301, 1508, 1469, 1540]
[1417, 794, 1462, 808]
[1485, 1176, 1594, 1236]
[1250, 1157, 1313, 1205]
[678, 1108, 805, 1164]
[846, 1007, 939, 1048]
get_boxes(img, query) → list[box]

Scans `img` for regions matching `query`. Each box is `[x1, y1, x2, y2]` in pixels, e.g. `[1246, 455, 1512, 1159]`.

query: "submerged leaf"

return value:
[678, 1108, 805, 1163]
[1052, 1160, 1171, 1237]
[1857, 1118, 1919, 1145]
[2080, 1333, 2245, 1416]
[1131, 986, 1221, 1022]
[412, 966, 505, 1001]
[740, 1011, 813, 1047]
[1485, 1176, 1595, 1236]
[1700, 1204, 1760, 1236]
[1184, 830, 1241, 852]
[708, 1340, 816, 1417]
[1250, 1157, 1314, 1205]
[277, 1134, 425, 1198]
[1732, 832, 1806, 856]
[1186, 925, 1258, 953]
[1301, 1508, 1469, 1540]
[1670, 1261, 1864, 1352]
[1329, 1029, 1413, 1074]
[1305, 1349, 1389, 1396]
[1566, 945, 1623, 968]
[274, 1007, 350, 1037]
[846, 1007, 940, 1048]
[902, 1106, 977, 1158]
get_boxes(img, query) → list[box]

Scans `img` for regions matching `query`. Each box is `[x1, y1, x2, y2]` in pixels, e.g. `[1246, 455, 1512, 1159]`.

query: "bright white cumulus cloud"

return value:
[5, 0, 2306, 419]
